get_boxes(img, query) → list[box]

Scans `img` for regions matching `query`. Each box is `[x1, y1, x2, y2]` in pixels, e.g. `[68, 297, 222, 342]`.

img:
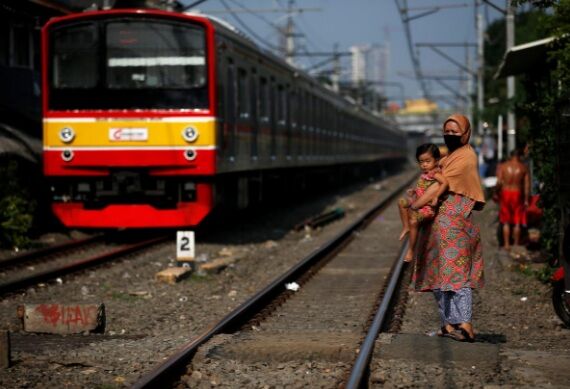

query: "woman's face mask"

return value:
[444, 134, 463, 152]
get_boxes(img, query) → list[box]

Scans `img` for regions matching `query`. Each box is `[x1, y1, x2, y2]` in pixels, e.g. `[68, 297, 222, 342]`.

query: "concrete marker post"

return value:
[176, 231, 196, 271]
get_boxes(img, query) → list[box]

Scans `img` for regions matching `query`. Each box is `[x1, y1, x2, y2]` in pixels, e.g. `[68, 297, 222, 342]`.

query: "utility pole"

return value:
[332, 43, 340, 92]
[506, 0, 516, 153]
[476, 0, 485, 135]
[466, 44, 473, 124]
[285, 0, 295, 65]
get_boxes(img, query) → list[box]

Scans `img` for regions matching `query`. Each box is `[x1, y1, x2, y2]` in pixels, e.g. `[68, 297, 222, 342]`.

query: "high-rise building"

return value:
[350, 45, 369, 86]
[367, 44, 389, 93]
[350, 44, 389, 90]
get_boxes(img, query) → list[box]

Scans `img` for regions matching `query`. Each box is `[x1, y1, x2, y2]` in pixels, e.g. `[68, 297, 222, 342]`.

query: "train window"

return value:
[106, 21, 205, 89]
[237, 67, 249, 119]
[49, 18, 209, 110]
[52, 23, 98, 88]
[259, 77, 269, 121]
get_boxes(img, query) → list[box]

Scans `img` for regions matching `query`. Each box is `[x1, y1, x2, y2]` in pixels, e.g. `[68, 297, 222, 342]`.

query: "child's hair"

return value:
[415, 143, 441, 161]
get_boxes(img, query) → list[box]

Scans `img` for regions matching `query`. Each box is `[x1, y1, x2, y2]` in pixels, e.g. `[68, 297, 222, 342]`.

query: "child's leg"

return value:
[404, 215, 419, 262]
[398, 197, 411, 240]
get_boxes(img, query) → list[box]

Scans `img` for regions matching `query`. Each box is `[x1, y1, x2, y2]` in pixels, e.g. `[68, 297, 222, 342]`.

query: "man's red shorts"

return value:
[499, 189, 526, 225]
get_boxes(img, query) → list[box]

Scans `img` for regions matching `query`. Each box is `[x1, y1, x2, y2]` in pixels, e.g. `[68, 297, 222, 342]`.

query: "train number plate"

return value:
[109, 128, 148, 141]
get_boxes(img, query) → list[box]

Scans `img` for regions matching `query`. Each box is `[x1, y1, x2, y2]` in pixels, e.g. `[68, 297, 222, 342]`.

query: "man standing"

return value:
[497, 148, 530, 250]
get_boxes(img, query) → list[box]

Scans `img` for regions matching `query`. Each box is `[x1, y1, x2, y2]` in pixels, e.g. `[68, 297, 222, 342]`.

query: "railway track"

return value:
[0, 233, 170, 295]
[133, 176, 414, 388]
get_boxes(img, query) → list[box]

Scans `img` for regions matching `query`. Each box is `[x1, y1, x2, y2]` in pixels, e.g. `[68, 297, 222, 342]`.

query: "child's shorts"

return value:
[399, 197, 435, 222]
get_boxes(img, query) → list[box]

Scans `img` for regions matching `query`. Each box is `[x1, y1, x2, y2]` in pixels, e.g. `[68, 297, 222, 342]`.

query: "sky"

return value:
[181, 0, 504, 108]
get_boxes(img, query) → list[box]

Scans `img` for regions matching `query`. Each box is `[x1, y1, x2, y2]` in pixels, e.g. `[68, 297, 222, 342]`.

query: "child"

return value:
[398, 143, 448, 262]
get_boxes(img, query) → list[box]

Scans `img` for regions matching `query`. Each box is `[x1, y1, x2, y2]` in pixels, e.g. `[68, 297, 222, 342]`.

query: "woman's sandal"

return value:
[442, 329, 466, 342]
[437, 326, 449, 337]
[457, 327, 476, 343]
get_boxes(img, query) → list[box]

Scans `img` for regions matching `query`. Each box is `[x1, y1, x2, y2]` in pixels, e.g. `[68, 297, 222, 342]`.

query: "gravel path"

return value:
[0, 169, 415, 388]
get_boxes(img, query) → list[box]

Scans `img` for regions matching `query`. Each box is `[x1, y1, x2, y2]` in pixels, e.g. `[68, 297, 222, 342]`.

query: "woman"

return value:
[411, 114, 485, 342]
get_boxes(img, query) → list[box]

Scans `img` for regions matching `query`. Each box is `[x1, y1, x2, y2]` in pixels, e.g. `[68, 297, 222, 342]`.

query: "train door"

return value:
[298, 89, 306, 161]
[310, 94, 316, 161]
[225, 59, 236, 163]
[259, 75, 270, 162]
[289, 88, 297, 161]
[270, 76, 277, 160]
[236, 66, 250, 165]
[276, 83, 287, 161]
[250, 68, 258, 160]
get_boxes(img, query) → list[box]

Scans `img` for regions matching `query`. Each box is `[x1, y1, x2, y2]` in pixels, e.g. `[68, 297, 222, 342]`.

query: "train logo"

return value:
[109, 128, 148, 141]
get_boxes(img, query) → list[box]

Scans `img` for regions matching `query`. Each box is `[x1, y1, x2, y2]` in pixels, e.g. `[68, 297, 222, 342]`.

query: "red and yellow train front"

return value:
[42, 10, 217, 228]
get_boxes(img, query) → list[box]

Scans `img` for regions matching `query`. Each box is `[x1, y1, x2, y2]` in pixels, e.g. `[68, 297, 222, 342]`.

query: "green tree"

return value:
[482, 9, 553, 135]
[505, 0, 570, 257]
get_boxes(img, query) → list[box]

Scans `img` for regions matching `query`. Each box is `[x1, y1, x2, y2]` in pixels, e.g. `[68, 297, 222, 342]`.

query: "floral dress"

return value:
[411, 193, 484, 291]
[399, 169, 439, 222]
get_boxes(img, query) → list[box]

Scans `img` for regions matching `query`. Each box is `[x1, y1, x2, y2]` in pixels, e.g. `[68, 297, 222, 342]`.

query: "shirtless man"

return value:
[496, 149, 530, 249]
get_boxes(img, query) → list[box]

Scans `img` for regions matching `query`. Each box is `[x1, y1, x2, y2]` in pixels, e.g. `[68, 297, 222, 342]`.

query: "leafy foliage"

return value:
[481, 10, 553, 129]
[506, 0, 570, 257]
[0, 159, 36, 249]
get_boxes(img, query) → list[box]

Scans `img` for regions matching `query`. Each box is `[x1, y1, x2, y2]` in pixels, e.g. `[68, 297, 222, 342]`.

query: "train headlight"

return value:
[184, 149, 197, 161]
[182, 126, 199, 142]
[59, 127, 75, 143]
[61, 149, 74, 162]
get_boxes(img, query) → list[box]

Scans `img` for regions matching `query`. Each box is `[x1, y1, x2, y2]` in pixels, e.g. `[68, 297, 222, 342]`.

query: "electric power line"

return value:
[219, 0, 281, 52]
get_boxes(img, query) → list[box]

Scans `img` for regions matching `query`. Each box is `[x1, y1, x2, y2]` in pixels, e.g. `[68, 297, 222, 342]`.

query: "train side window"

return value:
[259, 76, 269, 122]
[237, 67, 249, 119]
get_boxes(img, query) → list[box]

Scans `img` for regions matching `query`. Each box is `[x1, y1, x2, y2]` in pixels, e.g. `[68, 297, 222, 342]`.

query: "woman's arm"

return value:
[411, 173, 448, 209]
[430, 172, 449, 204]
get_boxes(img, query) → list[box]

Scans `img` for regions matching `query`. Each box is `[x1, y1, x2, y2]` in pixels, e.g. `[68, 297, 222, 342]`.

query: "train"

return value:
[41, 7, 407, 228]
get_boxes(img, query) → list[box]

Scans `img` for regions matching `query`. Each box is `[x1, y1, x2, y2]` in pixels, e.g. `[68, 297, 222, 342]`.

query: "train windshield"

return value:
[49, 18, 208, 110]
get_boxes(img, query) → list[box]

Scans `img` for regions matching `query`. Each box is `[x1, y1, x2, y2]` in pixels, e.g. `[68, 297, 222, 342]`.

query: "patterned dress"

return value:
[399, 169, 439, 222]
[411, 193, 484, 292]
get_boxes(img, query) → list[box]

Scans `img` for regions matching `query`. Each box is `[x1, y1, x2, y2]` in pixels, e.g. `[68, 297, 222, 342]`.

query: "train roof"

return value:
[184, 12, 400, 132]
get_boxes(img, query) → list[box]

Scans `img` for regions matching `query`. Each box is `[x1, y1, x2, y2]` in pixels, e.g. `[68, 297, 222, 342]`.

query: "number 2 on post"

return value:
[177, 231, 195, 261]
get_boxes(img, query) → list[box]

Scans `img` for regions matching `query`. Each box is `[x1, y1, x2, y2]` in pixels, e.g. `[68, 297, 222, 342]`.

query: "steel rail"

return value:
[0, 236, 169, 295]
[345, 240, 409, 389]
[132, 175, 415, 389]
[0, 234, 104, 270]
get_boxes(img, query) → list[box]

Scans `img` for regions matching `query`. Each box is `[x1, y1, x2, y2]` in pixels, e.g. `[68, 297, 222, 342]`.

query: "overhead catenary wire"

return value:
[219, 0, 282, 52]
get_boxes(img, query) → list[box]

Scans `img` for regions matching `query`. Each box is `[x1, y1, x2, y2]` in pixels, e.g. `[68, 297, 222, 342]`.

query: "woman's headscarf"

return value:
[443, 113, 471, 145]
[440, 114, 485, 206]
